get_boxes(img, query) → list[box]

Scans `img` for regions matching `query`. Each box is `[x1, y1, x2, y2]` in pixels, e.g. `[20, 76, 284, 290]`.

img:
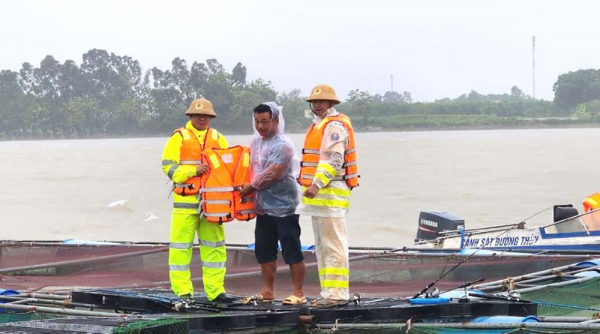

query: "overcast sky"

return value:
[2, 0, 599, 102]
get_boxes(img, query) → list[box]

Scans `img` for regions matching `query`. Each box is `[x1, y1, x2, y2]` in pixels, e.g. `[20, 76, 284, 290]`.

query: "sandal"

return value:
[282, 295, 307, 305]
[311, 298, 347, 307]
[241, 294, 274, 304]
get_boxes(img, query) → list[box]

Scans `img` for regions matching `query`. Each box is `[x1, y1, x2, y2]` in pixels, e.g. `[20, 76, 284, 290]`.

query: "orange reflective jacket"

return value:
[173, 127, 221, 196]
[299, 113, 358, 188]
[200, 146, 255, 223]
[583, 193, 600, 212]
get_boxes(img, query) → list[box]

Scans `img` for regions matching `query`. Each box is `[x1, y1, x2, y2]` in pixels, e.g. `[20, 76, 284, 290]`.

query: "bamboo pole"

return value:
[0, 295, 93, 309]
[474, 264, 600, 289]
[475, 265, 600, 292]
[16, 293, 70, 300]
[0, 303, 125, 317]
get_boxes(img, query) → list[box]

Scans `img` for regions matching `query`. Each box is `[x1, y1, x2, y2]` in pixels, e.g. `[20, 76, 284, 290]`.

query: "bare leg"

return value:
[289, 261, 306, 297]
[259, 261, 277, 300]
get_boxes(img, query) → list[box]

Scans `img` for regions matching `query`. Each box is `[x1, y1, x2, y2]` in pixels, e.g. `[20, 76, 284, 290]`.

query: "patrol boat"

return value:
[414, 195, 600, 251]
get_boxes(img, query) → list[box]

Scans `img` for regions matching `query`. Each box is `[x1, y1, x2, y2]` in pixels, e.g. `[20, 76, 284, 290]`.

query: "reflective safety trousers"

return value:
[312, 216, 350, 300]
[169, 212, 226, 300]
[201, 146, 256, 223]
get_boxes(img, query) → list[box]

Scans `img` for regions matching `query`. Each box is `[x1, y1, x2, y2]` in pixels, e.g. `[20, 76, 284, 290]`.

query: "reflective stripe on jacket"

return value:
[172, 127, 221, 196]
[161, 122, 228, 214]
[299, 113, 358, 188]
[201, 146, 256, 223]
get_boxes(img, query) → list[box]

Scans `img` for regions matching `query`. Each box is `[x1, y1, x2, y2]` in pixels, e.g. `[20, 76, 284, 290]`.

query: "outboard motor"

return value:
[553, 204, 578, 222]
[415, 210, 465, 243]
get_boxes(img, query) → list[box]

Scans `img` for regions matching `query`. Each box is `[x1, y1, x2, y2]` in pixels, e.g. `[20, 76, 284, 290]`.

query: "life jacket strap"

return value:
[203, 212, 231, 218]
[180, 160, 203, 165]
[202, 200, 231, 205]
[201, 187, 235, 193]
[302, 148, 320, 155]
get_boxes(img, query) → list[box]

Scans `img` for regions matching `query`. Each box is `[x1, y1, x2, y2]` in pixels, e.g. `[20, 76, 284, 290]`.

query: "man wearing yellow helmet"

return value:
[161, 98, 235, 305]
[298, 84, 359, 306]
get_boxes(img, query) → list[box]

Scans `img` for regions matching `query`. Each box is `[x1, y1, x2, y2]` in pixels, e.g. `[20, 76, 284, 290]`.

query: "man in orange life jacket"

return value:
[239, 102, 306, 305]
[161, 98, 236, 304]
[298, 84, 358, 306]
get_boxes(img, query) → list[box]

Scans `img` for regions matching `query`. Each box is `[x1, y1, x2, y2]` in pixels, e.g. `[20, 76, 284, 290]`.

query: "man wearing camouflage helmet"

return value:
[161, 98, 236, 304]
[298, 84, 359, 306]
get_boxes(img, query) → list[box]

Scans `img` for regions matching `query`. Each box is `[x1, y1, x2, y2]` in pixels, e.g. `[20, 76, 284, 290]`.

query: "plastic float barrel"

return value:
[574, 259, 600, 268]
[564, 259, 600, 280]
[0, 289, 19, 313]
[471, 316, 540, 323]
[574, 271, 600, 278]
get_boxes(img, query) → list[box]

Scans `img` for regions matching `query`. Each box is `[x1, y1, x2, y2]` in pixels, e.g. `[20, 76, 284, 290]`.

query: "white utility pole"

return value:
[532, 36, 536, 99]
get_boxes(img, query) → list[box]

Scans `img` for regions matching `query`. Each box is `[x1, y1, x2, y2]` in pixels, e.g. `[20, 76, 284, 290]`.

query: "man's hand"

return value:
[303, 185, 319, 199]
[196, 164, 210, 176]
[239, 183, 255, 197]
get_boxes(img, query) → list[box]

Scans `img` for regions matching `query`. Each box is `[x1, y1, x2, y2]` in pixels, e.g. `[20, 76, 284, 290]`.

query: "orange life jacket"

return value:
[583, 193, 600, 212]
[172, 127, 222, 196]
[200, 146, 255, 223]
[299, 113, 358, 188]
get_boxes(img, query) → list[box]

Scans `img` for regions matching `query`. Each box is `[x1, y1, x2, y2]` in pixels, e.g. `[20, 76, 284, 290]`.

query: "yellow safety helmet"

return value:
[185, 98, 217, 117]
[306, 84, 340, 105]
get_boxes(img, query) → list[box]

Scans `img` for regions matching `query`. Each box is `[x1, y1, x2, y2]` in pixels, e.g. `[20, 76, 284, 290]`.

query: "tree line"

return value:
[0, 49, 599, 140]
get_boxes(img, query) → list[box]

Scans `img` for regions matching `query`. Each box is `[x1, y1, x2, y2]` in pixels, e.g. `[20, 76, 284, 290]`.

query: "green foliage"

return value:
[229, 79, 277, 132]
[553, 69, 600, 110]
[574, 100, 600, 120]
[0, 49, 282, 139]
[0, 49, 596, 140]
[511, 85, 524, 97]
[355, 114, 592, 130]
[231, 62, 247, 86]
[348, 89, 374, 128]
[277, 89, 312, 130]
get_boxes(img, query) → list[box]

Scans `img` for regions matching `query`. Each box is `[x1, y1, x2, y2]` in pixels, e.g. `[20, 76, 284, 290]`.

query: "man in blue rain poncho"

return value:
[239, 102, 306, 305]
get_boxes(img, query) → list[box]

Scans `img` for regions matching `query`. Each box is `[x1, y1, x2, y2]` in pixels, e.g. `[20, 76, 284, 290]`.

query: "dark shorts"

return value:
[254, 214, 304, 265]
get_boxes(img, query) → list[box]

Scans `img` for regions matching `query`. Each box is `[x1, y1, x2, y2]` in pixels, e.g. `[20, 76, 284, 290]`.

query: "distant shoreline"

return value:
[2, 121, 600, 142]
[353, 122, 600, 133]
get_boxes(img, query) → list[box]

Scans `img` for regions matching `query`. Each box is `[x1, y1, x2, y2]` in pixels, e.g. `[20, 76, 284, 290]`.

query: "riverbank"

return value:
[348, 115, 600, 132]
[2, 116, 600, 141]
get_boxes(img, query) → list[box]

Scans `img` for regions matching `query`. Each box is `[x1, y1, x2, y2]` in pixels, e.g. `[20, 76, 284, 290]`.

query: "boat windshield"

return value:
[543, 209, 600, 234]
